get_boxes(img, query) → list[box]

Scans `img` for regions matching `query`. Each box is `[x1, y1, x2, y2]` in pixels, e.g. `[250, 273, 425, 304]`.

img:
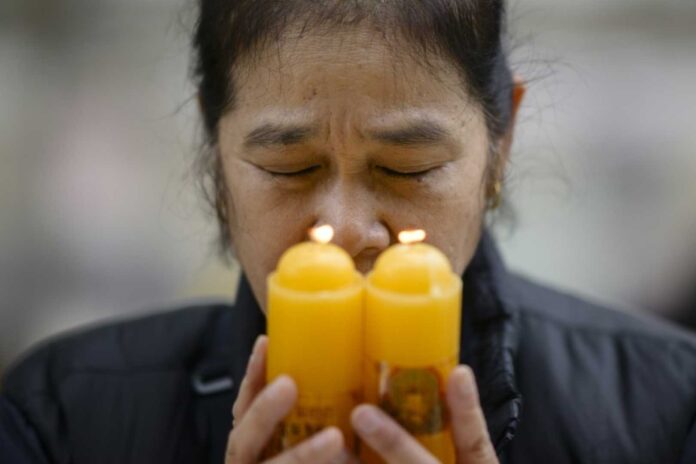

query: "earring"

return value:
[488, 180, 502, 210]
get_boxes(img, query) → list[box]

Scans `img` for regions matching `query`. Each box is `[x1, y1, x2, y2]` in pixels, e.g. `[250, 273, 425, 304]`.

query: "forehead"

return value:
[230, 25, 475, 119]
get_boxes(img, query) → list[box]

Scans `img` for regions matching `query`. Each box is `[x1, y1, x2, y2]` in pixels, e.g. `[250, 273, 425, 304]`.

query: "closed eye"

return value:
[265, 165, 321, 177]
[377, 166, 437, 179]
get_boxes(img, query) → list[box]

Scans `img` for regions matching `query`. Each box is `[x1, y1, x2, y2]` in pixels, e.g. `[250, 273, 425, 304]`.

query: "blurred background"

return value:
[1, 0, 695, 376]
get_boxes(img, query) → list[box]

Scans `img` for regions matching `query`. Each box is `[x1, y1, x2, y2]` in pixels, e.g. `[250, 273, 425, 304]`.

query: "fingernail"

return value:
[353, 406, 381, 435]
[266, 375, 291, 399]
[310, 427, 339, 452]
[456, 367, 475, 400]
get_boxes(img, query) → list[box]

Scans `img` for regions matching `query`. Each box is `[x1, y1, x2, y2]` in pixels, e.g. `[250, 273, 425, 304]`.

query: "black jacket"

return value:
[2, 233, 696, 463]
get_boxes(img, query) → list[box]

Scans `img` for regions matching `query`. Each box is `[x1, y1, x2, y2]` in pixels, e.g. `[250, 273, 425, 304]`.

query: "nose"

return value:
[314, 182, 390, 272]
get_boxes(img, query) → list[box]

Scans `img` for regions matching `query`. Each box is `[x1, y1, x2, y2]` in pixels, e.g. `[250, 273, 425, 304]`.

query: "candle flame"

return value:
[398, 229, 426, 245]
[309, 225, 335, 244]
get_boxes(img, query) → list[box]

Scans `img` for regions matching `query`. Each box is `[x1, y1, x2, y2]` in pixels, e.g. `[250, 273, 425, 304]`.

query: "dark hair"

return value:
[192, 0, 514, 254]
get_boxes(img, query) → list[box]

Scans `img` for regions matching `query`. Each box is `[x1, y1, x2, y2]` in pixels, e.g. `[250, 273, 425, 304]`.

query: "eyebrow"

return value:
[243, 123, 316, 148]
[367, 120, 451, 147]
[243, 119, 452, 149]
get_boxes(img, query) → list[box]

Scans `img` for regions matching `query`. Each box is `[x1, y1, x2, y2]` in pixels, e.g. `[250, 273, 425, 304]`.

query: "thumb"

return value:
[447, 366, 498, 464]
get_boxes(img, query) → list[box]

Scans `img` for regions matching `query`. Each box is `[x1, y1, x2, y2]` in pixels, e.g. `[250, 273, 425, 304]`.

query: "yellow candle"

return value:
[265, 228, 364, 456]
[363, 236, 462, 464]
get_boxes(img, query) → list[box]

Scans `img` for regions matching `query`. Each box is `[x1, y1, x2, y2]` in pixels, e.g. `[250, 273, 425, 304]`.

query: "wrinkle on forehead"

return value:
[219, 22, 488, 160]
[232, 23, 473, 109]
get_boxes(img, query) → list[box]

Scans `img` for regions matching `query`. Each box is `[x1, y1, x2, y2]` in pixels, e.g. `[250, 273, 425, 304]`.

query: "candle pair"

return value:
[264, 227, 461, 463]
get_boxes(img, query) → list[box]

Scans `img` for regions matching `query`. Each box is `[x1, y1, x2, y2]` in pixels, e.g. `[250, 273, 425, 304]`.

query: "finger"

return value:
[226, 375, 297, 463]
[447, 366, 498, 464]
[351, 404, 438, 464]
[264, 427, 345, 464]
[232, 335, 268, 424]
[333, 449, 361, 464]
[323, 448, 361, 464]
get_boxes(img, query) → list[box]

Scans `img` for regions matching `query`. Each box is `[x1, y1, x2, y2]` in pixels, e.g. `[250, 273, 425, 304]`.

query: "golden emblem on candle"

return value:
[379, 365, 447, 434]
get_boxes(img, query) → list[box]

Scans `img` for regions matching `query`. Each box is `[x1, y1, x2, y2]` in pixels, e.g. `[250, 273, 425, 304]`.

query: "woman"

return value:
[2, 1, 696, 463]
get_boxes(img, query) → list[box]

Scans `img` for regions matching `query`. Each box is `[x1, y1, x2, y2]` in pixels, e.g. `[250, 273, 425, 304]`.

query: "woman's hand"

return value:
[225, 336, 349, 463]
[351, 366, 499, 464]
[227, 336, 496, 463]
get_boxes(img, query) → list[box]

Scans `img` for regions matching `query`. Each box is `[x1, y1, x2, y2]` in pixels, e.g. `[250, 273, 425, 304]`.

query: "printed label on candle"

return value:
[263, 390, 361, 457]
[371, 358, 456, 436]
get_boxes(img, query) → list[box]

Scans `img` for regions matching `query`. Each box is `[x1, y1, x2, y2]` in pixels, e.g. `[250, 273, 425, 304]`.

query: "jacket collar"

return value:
[462, 230, 522, 453]
[194, 230, 521, 458]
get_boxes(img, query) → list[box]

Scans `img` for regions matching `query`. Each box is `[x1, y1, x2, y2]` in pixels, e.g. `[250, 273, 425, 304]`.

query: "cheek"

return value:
[226, 158, 318, 227]
[397, 159, 487, 274]
[223, 159, 315, 308]
[221, 149, 488, 300]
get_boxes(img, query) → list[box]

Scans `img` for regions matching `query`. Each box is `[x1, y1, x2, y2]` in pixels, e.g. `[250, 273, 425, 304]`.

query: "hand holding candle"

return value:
[262, 226, 482, 463]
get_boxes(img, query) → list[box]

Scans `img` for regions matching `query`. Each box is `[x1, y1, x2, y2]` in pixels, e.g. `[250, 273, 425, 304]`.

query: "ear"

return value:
[495, 74, 526, 177]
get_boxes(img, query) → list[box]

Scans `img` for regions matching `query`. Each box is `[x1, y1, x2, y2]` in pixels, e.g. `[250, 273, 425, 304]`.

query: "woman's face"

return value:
[218, 27, 505, 310]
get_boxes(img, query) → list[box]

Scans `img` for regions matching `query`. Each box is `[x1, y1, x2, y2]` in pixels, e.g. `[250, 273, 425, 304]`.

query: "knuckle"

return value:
[469, 435, 495, 461]
[453, 403, 480, 422]
[231, 401, 241, 420]
[228, 430, 243, 451]
[227, 429, 256, 464]
[226, 432, 242, 461]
